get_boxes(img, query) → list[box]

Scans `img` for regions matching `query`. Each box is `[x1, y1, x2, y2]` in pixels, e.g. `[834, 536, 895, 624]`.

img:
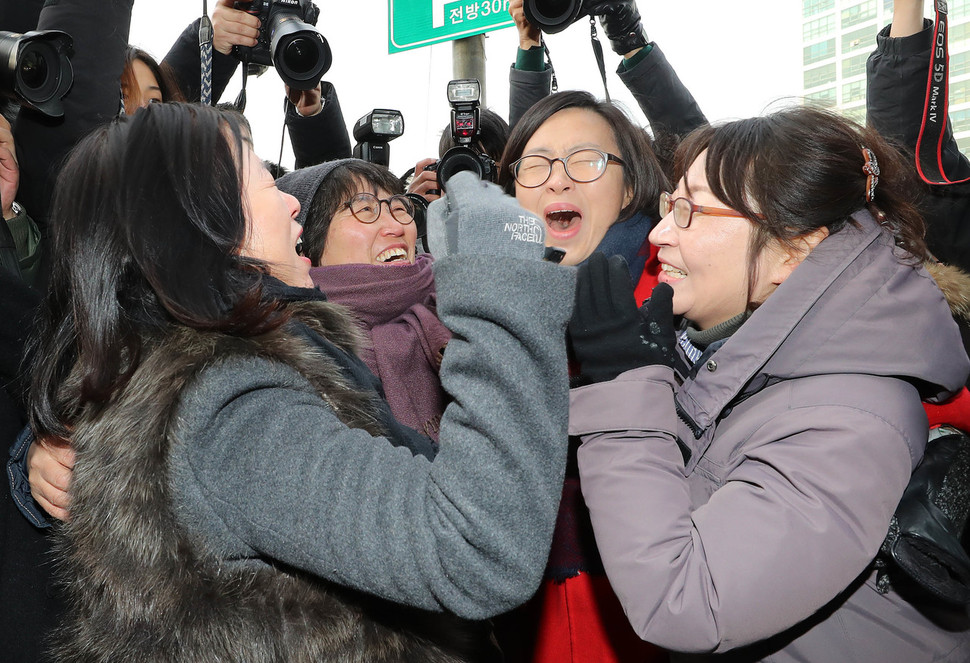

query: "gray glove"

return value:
[427, 171, 546, 261]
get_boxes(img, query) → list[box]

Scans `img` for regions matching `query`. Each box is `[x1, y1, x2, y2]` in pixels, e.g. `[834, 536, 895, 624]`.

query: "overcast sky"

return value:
[131, 1, 806, 176]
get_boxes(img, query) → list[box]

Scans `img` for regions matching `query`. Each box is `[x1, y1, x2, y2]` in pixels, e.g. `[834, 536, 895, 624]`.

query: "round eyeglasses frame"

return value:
[659, 191, 752, 229]
[342, 192, 415, 225]
[509, 149, 625, 188]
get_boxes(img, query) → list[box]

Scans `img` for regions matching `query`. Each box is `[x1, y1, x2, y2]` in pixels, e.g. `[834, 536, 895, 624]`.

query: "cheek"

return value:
[514, 185, 539, 215]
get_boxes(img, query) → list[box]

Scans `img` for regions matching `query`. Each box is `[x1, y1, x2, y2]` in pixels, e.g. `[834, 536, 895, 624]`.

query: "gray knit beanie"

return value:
[276, 158, 359, 226]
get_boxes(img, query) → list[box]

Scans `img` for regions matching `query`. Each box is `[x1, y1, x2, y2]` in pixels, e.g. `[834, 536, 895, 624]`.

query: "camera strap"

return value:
[199, 0, 213, 106]
[915, 0, 970, 184]
[541, 38, 558, 94]
[589, 17, 611, 102]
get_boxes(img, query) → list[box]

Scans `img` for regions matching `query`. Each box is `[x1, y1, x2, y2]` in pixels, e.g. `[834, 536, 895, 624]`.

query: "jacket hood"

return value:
[677, 210, 970, 433]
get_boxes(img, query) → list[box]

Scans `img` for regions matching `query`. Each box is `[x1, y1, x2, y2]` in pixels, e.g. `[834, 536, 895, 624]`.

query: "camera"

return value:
[434, 79, 496, 193]
[353, 109, 404, 168]
[0, 30, 74, 118]
[523, 0, 589, 34]
[233, 0, 331, 90]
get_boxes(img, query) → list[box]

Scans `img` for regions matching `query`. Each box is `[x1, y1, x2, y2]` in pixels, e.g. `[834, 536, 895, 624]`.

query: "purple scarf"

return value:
[309, 254, 450, 441]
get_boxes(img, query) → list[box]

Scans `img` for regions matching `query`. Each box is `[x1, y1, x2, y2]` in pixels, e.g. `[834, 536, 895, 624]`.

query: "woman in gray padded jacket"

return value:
[568, 106, 970, 662]
[26, 102, 574, 663]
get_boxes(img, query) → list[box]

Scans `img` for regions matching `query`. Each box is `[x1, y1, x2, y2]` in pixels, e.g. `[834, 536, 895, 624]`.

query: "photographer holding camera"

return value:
[161, 0, 351, 168]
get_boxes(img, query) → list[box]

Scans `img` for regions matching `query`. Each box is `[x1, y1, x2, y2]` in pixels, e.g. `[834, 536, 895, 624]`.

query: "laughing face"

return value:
[648, 153, 793, 330]
[318, 184, 418, 267]
[239, 146, 313, 288]
[513, 107, 632, 266]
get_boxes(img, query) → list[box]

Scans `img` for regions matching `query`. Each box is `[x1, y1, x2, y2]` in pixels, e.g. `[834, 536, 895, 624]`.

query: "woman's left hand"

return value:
[569, 252, 676, 384]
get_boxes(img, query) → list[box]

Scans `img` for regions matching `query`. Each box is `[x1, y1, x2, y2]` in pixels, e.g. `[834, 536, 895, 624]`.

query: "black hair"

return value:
[438, 108, 511, 161]
[30, 102, 288, 437]
[303, 160, 404, 266]
[498, 90, 668, 223]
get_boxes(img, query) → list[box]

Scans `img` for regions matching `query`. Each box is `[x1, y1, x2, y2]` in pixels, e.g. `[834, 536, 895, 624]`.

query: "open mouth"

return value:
[376, 247, 410, 264]
[661, 263, 687, 279]
[545, 208, 581, 231]
[295, 237, 305, 257]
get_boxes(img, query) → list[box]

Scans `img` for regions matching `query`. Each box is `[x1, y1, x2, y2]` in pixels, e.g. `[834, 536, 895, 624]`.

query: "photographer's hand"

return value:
[0, 115, 19, 221]
[568, 253, 676, 385]
[587, 0, 649, 57]
[212, 0, 260, 55]
[509, 0, 541, 50]
[27, 435, 75, 522]
[407, 158, 442, 204]
[427, 171, 545, 261]
[286, 83, 323, 117]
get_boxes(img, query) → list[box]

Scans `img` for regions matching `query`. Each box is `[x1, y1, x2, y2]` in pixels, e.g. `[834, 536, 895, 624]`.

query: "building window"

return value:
[842, 0, 876, 29]
[842, 24, 878, 53]
[805, 63, 837, 88]
[806, 87, 837, 108]
[951, 79, 970, 105]
[804, 15, 835, 41]
[951, 20, 970, 44]
[952, 108, 970, 134]
[803, 0, 835, 17]
[953, 51, 970, 78]
[805, 39, 836, 65]
[843, 79, 866, 103]
[842, 53, 869, 78]
[952, 1, 970, 20]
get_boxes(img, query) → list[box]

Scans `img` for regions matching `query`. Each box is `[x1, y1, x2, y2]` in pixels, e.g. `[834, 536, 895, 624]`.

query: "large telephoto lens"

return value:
[0, 30, 74, 118]
[523, 0, 585, 34]
[269, 15, 331, 90]
[437, 147, 490, 193]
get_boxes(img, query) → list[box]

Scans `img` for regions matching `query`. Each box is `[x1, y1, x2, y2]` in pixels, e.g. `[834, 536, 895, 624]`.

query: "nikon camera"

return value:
[233, 0, 331, 90]
[431, 79, 496, 193]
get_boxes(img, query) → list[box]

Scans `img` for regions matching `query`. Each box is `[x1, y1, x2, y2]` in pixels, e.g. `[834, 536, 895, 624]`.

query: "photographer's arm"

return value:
[285, 82, 352, 168]
[161, 2, 250, 104]
[508, 0, 552, 128]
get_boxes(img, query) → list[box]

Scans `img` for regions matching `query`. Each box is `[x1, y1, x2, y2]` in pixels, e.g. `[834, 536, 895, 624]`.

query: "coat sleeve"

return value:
[286, 82, 352, 168]
[171, 255, 574, 620]
[508, 65, 553, 130]
[867, 20, 970, 271]
[161, 18, 239, 104]
[572, 366, 919, 653]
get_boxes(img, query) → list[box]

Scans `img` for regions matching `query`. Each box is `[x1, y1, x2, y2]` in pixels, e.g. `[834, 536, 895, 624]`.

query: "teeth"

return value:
[377, 247, 408, 263]
[295, 237, 304, 256]
[661, 263, 687, 278]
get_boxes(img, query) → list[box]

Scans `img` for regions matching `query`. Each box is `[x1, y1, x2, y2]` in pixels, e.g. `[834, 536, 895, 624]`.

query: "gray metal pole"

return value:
[452, 34, 487, 107]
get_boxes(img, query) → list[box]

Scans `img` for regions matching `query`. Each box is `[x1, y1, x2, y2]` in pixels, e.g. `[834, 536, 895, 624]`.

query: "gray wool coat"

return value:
[571, 211, 970, 662]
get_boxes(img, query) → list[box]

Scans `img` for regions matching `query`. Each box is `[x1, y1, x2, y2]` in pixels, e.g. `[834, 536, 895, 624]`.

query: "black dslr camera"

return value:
[523, 0, 590, 33]
[0, 30, 74, 118]
[233, 0, 331, 90]
[431, 79, 496, 193]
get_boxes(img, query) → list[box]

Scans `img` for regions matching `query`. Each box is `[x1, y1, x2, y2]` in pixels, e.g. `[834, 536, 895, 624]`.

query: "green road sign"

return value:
[388, 0, 515, 53]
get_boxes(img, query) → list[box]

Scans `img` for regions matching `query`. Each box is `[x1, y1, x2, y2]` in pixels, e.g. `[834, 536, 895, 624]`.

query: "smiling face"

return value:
[318, 182, 417, 267]
[648, 153, 792, 330]
[513, 107, 631, 266]
[239, 146, 312, 288]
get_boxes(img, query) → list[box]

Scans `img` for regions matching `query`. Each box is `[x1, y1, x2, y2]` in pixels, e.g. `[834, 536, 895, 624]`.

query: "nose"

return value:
[545, 159, 572, 192]
[377, 203, 404, 235]
[648, 208, 677, 247]
[283, 192, 301, 220]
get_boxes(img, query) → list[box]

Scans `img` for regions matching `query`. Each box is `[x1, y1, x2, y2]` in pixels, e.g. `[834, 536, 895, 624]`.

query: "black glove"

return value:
[568, 253, 675, 385]
[587, 0, 649, 55]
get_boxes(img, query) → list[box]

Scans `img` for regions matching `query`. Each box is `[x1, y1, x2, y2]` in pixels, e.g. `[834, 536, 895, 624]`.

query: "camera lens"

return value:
[18, 49, 48, 90]
[523, 0, 585, 33]
[282, 37, 316, 74]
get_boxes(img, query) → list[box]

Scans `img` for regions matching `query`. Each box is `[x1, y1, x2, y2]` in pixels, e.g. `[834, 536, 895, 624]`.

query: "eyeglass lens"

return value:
[349, 193, 414, 224]
[514, 149, 610, 187]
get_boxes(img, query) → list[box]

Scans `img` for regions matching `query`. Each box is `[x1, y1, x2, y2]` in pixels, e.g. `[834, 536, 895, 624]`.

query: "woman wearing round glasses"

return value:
[494, 90, 669, 662]
[569, 106, 970, 660]
[499, 90, 668, 269]
[276, 159, 450, 443]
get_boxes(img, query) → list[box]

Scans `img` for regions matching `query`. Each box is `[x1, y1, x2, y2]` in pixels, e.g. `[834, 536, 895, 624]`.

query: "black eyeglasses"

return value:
[510, 148, 625, 188]
[343, 192, 415, 225]
[658, 191, 751, 229]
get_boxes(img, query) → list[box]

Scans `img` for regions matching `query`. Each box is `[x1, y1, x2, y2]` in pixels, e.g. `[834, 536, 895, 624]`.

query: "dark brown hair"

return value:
[303, 160, 404, 266]
[121, 46, 186, 107]
[498, 90, 668, 224]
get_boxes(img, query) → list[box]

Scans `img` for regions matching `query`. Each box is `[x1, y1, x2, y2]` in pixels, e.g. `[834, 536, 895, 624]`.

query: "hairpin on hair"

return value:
[861, 147, 880, 203]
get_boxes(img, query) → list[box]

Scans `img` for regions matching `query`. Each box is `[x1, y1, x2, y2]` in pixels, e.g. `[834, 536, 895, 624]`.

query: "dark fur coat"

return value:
[49, 300, 496, 663]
